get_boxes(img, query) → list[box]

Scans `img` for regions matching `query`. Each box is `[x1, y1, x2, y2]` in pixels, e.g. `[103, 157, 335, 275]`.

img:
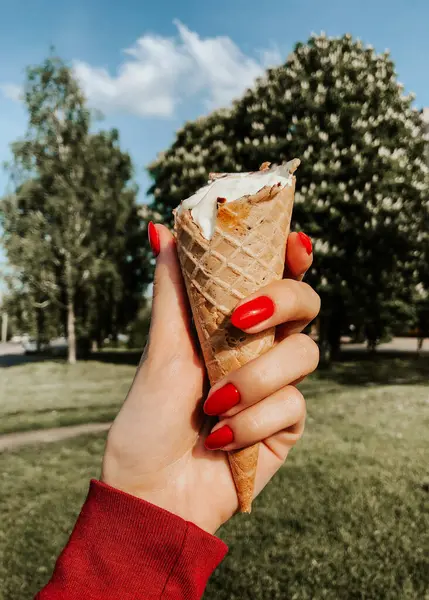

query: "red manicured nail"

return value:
[204, 383, 240, 416]
[298, 232, 312, 255]
[205, 425, 234, 450]
[148, 221, 160, 257]
[231, 296, 275, 330]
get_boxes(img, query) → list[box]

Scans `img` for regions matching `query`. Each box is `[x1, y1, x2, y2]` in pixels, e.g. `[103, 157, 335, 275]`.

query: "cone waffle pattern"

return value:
[175, 180, 295, 512]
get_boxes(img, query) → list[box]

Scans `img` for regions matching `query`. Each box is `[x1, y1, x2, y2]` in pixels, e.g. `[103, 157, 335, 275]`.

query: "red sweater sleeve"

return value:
[36, 479, 228, 600]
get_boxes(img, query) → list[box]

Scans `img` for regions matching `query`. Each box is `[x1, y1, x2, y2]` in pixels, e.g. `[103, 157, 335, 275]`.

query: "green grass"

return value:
[0, 360, 135, 434]
[1, 353, 428, 435]
[0, 357, 428, 599]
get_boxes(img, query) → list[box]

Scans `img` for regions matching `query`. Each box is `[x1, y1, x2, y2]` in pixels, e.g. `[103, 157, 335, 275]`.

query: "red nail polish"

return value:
[298, 232, 312, 255]
[231, 296, 275, 330]
[204, 383, 240, 416]
[148, 221, 160, 257]
[205, 425, 234, 450]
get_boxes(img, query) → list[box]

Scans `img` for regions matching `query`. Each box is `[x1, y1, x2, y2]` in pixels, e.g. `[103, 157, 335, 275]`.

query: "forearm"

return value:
[36, 480, 227, 600]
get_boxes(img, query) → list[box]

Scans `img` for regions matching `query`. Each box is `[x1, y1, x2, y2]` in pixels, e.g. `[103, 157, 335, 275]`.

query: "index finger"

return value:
[284, 232, 313, 281]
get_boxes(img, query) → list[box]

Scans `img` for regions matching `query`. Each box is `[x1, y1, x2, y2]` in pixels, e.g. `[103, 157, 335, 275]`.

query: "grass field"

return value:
[0, 359, 135, 434]
[0, 355, 428, 599]
[1, 352, 428, 435]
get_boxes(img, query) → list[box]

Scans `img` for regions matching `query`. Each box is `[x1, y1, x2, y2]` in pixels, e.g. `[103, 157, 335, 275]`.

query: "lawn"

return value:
[0, 351, 428, 435]
[0, 356, 428, 599]
[0, 359, 135, 434]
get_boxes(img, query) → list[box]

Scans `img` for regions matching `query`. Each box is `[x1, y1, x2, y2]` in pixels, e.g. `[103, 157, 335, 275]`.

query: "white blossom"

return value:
[364, 132, 373, 144]
[378, 146, 391, 158]
[314, 241, 330, 255]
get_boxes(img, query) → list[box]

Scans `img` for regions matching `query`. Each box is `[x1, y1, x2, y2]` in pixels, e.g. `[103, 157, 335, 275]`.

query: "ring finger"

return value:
[204, 385, 306, 451]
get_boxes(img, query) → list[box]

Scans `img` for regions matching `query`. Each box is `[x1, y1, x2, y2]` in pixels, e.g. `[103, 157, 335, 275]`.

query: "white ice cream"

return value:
[178, 160, 299, 240]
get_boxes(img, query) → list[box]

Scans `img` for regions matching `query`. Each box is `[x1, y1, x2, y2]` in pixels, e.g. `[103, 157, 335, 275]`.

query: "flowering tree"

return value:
[149, 34, 429, 359]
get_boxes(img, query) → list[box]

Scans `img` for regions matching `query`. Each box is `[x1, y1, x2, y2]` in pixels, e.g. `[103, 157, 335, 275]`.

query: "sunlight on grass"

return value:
[0, 361, 135, 434]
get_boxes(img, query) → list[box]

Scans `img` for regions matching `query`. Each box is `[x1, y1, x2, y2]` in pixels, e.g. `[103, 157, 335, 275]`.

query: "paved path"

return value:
[0, 422, 111, 453]
[341, 336, 424, 353]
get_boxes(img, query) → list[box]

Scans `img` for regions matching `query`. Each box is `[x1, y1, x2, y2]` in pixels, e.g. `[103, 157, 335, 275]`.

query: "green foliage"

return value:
[127, 301, 151, 349]
[148, 34, 429, 354]
[1, 54, 150, 360]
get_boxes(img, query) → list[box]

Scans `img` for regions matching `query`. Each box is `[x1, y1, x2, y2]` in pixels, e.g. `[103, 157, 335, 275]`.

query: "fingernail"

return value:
[231, 296, 275, 330]
[148, 221, 160, 257]
[298, 232, 312, 255]
[205, 425, 234, 450]
[204, 383, 240, 416]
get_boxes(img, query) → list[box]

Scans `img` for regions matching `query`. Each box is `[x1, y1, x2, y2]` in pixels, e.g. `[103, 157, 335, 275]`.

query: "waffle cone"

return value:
[174, 167, 297, 513]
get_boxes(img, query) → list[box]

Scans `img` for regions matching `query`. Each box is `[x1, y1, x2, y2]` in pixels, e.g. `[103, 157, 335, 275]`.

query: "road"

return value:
[0, 422, 111, 452]
[0, 342, 24, 356]
[341, 336, 424, 353]
[0, 337, 426, 365]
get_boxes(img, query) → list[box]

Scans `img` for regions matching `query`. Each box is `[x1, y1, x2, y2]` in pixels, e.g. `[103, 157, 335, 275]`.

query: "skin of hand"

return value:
[102, 226, 320, 535]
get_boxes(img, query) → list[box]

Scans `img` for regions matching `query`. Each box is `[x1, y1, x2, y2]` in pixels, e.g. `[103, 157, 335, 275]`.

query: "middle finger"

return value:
[230, 279, 320, 336]
[203, 333, 319, 417]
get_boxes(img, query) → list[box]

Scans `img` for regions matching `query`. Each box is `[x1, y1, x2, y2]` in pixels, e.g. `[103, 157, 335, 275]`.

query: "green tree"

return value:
[1, 55, 149, 362]
[148, 34, 429, 360]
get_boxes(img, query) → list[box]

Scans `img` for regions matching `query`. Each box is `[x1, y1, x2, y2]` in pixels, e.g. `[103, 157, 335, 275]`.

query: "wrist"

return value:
[101, 473, 223, 535]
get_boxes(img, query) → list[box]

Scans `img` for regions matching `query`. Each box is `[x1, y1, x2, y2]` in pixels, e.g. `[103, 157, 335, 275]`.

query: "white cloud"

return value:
[0, 83, 22, 102]
[74, 21, 281, 117]
[0, 23, 282, 118]
[73, 33, 191, 118]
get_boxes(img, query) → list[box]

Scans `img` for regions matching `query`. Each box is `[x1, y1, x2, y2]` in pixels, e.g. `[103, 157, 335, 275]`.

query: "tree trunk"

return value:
[65, 255, 76, 364]
[318, 315, 332, 366]
[367, 339, 377, 353]
[365, 323, 378, 353]
[328, 317, 342, 361]
[1, 312, 8, 343]
[318, 300, 343, 365]
[67, 300, 76, 364]
[417, 337, 424, 353]
[36, 307, 43, 352]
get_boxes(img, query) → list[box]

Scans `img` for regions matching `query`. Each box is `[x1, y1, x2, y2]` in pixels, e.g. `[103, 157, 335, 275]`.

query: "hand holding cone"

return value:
[174, 160, 299, 512]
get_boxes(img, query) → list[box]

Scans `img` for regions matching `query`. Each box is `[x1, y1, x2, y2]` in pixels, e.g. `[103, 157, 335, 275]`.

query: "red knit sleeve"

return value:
[35, 479, 228, 600]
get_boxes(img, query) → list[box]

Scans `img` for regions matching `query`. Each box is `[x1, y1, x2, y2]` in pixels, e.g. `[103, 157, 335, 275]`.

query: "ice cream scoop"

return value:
[178, 159, 300, 240]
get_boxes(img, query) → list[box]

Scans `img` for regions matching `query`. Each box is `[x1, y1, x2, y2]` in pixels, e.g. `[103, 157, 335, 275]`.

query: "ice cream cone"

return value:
[174, 161, 298, 512]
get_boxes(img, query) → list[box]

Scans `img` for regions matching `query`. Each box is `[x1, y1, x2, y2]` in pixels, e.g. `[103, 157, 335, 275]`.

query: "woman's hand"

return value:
[102, 226, 320, 535]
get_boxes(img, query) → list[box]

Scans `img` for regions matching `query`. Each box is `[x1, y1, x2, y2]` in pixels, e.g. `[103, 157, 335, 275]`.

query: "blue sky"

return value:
[1, 0, 429, 205]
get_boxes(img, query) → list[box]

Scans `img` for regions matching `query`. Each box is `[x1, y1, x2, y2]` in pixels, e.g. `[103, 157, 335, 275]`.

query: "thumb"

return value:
[147, 223, 194, 356]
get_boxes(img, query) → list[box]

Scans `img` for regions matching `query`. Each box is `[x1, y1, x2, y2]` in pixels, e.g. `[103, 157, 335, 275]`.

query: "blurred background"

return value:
[0, 1, 428, 598]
